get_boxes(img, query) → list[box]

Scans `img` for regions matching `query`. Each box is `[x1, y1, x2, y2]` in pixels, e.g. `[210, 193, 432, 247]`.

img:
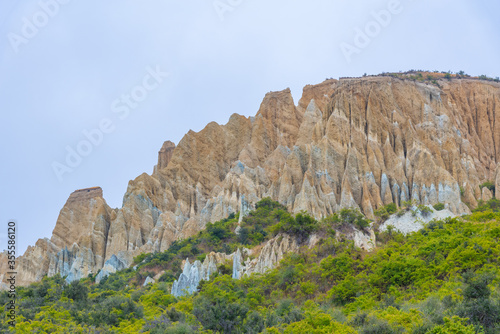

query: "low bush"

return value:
[473, 198, 500, 213]
[480, 181, 495, 193]
[433, 203, 445, 211]
[374, 203, 397, 222]
[273, 211, 319, 242]
[418, 205, 433, 217]
[324, 208, 370, 231]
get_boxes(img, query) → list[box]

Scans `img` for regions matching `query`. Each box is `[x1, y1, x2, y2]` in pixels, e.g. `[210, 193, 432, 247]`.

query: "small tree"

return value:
[193, 295, 249, 333]
[338, 208, 370, 230]
[276, 212, 318, 242]
[457, 271, 500, 330]
[374, 203, 397, 222]
[418, 205, 433, 218]
[65, 280, 88, 302]
[237, 227, 250, 245]
[433, 203, 445, 211]
[479, 181, 495, 193]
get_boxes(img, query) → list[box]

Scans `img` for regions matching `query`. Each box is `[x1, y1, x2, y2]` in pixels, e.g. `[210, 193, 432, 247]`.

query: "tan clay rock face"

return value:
[9, 77, 500, 287]
[10, 187, 114, 286]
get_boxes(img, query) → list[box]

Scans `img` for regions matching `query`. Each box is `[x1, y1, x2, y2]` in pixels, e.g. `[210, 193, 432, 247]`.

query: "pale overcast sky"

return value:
[1, 0, 499, 254]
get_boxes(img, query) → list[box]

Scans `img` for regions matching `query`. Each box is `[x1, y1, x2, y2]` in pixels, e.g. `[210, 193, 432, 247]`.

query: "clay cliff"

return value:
[4, 75, 500, 287]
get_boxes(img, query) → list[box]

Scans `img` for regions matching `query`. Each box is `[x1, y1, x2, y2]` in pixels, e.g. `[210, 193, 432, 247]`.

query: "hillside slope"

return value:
[2, 199, 500, 333]
[3, 74, 500, 287]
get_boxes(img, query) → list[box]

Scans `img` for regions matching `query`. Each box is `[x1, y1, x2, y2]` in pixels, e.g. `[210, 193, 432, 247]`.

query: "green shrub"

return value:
[242, 311, 265, 334]
[433, 203, 445, 211]
[417, 296, 446, 325]
[142, 314, 196, 334]
[166, 307, 186, 322]
[142, 314, 172, 333]
[361, 318, 401, 334]
[375, 256, 426, 289]
[65, 280, 88, 302]
[193, 295, 249, 333]
[418, 205, 433, 217]
[386, 203, 397, 214]
[277, 265, 299, 289]
[274, 211, 318, 242]
[401, 200, 415, 209]
[217, 261, 233, 276]
[350, 312, 368, 327]
[374, 203, 397, 222]
[240, 198, 289, 246]
[427, 316, 476, 334]
[328, 275, 362, 305]
[206, 222, 229, 241]
[328, 208, 371, 230]
[320, 253, 354, 282]
[467, 211, 500, 222]
[158, 270, 176, 283]
[134, 253, 149, 264]
[457, 272, 500, 330]
[238, 227, 250, 245]
[396, 209, 406, 217]
[473, 198, 500, 213]
[164, 324, 199, 334]
[255, 197, 286, 211]
[480, 181, 495, 193]
[90, 296, 144, 327]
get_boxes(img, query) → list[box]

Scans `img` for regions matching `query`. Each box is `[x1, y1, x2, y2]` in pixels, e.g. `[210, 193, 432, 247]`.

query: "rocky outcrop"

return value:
[380, 205, 456, 234]
[10, 187, 116, 286]
[171, 252, 232, 297]
[143, 276, 155, 286]
[7, 76, 500, 287]
[171, 234, 297, 297]
[170, 229, 374, 297]
[153, 141, 176, 173]
[233, 234, 298, 279]
[95, 254, 127, 284]
[351, 229, 376, 251]
[66, 187, 103, 203]
[171, 260, 199, 296]
[482, 187, 493, 202]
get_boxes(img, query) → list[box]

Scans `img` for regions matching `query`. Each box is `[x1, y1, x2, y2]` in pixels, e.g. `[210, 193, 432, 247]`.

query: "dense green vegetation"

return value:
[473, 198, 500, 214]
[433, 203, 445, 211]
[479, 181, 496, 193]
[2, 198, 500, 333]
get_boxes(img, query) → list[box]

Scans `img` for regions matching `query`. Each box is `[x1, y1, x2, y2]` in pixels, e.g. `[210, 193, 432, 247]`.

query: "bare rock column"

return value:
[157, 141, 176, 170]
